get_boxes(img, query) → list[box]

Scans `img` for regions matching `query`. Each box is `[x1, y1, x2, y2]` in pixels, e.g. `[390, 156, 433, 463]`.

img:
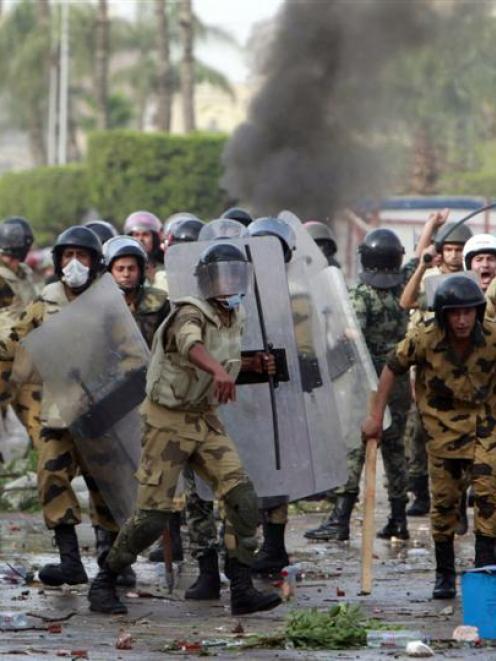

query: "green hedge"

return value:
[0, 164, 89, 245]
[87, 130, 228, 227]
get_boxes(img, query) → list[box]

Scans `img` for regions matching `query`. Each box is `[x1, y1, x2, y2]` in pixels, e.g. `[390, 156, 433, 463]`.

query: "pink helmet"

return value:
[123, 211, 161, 235]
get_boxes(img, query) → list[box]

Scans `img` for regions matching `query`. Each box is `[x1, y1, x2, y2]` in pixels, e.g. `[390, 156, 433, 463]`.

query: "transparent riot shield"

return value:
[166, 237, 347, 502]
[19, 274, 149, 523]
[279, 210, 389, 445]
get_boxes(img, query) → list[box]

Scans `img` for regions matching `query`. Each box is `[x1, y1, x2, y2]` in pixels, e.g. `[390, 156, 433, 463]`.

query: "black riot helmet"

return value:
[52, 225, 103, 279]
[84, 220, 118, 245]
[0, 216, 34, 261]
[168, 218, 204, 245]
[433, 275, 486, 329]
[195, 243, 251, 300]
[221, 207, 253, 228]
[434, 222, 473, 251]
[358, 228, 405, 289]
[103, 235, 147, 286]
[304, 220, 339, 266]
[248, 217, 296, 263]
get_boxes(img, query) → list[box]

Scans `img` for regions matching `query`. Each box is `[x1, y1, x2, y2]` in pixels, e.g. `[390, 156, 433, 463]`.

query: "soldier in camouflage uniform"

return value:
[0, 226, 127, 587]
[305, 228, 416, 542]
[0, 218, 41, 448]
[400, 215, 472, 519]
[88, 242, 282, 616]
[363, 274, 496, 598]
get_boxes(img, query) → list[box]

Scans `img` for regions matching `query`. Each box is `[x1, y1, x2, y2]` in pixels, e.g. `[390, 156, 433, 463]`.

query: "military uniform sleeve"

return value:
[169, 304, 206, 357]
[0, 275, 15, 311]
[401, 257, 420, 283]
[387, 325, 425, 375]
[349, 287, 367, 333]
[0, 299, 44, 360]
[486, 278, 496, 320]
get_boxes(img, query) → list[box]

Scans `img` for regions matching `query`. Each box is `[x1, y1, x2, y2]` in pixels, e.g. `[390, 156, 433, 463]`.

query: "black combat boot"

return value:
[185, 549, 221, 600]
[229, 558, 281, 615]
[304, 494, 356, 541]
[406, 475, 430, 517]
[148, 513, 184, 562]
[88, 566, 128, 614]
[252, 523, 289, 574]
[475, 534, 496, 568]
[455, 491, 468, 536]
[432, 539, 456, 599]
[39, 524, 88, 586]
[94, 526, 136, 588]
[377, 498, 410, 540]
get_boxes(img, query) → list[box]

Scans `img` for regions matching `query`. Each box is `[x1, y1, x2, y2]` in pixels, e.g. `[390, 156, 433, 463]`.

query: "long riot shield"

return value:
[18, 274, 149, 524]
[278, 210, 387, 449]
[166, 236, 346, 502]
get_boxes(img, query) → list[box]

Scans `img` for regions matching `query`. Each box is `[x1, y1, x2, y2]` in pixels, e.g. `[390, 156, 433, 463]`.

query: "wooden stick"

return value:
[360, 394, 379, 595]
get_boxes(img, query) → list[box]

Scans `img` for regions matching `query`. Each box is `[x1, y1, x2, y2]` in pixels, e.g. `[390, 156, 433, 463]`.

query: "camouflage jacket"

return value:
[485, 276, 496, 320]
[350, 260, 417, 373]
[387, 317, 496, 459]
[0, 262, 37, 329]
[129, 285, 170, 348]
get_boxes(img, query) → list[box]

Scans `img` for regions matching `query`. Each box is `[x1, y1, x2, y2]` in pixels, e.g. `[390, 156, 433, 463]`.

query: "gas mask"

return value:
[216, 293, 243, 310]
[62, 258, 90, 289]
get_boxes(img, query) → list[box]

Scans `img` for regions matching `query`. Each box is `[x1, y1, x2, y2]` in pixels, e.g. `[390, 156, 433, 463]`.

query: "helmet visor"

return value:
[199, 219, 248, 241]
[197, 261, 252, 299]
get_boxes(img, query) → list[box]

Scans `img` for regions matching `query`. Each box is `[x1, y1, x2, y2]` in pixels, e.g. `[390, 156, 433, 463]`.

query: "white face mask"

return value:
[62, 258, 90, 289]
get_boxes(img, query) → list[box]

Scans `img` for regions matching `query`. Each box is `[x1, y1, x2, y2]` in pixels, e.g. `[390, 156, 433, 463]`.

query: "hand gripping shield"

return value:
[166, 236, 345, 502]
[279, 210, 385, 448]
[18, 274, 150, 524]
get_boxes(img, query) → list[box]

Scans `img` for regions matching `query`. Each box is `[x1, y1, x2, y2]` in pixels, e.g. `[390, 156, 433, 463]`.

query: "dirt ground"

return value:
[0, 461, 494, 660]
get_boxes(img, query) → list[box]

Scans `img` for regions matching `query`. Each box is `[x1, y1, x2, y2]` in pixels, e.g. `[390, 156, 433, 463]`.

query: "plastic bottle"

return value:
[281, 565, 299, 600]
[0, 612, 30, 630]
[366, 630, 428, 649]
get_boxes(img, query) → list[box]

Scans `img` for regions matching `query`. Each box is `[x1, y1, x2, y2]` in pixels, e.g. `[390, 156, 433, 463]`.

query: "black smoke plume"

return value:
[221, 0, 478, 219]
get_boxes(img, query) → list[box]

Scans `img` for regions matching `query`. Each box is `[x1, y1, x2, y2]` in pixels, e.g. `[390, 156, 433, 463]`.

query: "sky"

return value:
[4, 0, 284, 83]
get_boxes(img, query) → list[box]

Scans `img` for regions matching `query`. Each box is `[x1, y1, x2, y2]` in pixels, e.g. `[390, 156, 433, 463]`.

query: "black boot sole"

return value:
[89, 602, 128, 614]
[39, 566, 88, 587]
[304, 530, 349, 541]
[432, 589, 456, 600]
[231, 594, 282, 615]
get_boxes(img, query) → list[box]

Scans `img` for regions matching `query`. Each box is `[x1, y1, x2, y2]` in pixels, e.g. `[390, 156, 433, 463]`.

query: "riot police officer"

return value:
[304, 220, 340, 267]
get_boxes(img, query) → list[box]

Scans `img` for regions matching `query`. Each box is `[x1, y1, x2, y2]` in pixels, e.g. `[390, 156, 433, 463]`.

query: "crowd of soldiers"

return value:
[0, 204, 494, 618]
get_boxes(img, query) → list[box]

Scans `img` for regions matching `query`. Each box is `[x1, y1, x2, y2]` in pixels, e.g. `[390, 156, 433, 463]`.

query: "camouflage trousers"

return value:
[335, 373, 410, 501]
[429, 444, 496, 541]
[135, 401, 257, 564]
[37, 427, 117, 531]
[182, 463, 219, 560]
[12, 384, 42, 450]
[403, 405, 428, 483]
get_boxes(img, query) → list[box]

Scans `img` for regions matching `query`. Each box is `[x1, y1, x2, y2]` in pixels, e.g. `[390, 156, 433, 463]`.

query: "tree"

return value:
[95, 0, 109, 130]
[179, 0, 195, 132]
[155, 0, 172, 131]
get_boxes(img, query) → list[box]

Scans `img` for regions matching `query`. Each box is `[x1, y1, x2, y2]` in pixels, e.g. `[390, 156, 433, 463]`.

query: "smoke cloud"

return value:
[221, 0, 480, 219]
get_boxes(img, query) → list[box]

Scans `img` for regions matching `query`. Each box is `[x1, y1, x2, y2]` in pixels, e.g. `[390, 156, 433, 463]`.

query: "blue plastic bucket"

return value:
[462, 566, 496, 639]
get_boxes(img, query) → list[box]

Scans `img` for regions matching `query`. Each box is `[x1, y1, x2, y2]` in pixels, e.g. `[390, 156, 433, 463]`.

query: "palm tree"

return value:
[95, 0, 109, 129]
[179, 0, 195, 132]
[155, 0, 172, 131]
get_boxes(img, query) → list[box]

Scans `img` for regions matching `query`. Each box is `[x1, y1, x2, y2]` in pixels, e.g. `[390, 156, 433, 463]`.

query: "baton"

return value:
[245, 244, 281, 470]
[435, 202, 496, 250]
[360, 392, 378, 596]
[162, 524, 174, 593]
